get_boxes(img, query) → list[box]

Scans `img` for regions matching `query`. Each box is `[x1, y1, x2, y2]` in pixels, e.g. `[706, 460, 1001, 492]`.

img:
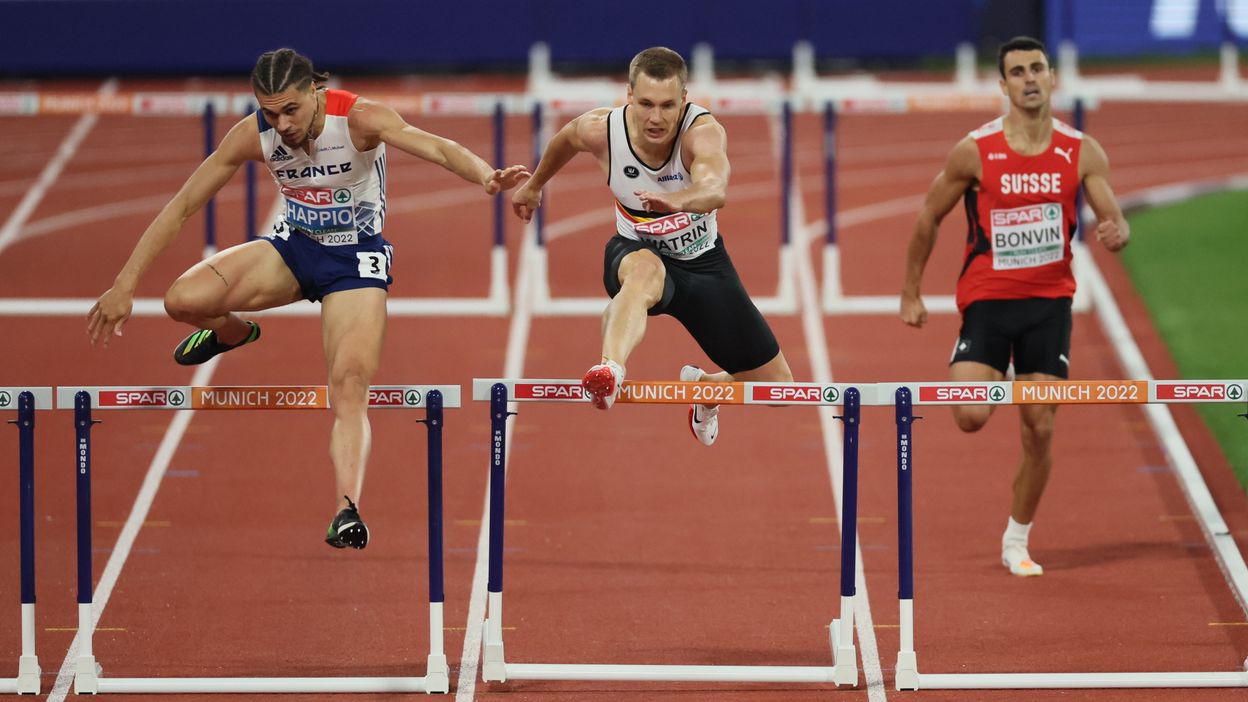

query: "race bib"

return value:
[632, 211, 716, 260]
[990, 203, 1064, 270]
[283, 186, 356, 234]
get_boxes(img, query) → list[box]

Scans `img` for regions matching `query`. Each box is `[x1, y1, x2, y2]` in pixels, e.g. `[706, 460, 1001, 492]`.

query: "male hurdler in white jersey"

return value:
[512, 46, 793, 446]
[88, 48, 530, 548]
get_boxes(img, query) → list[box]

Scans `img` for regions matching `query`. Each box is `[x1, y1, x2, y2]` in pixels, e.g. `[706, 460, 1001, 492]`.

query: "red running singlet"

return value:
[957, 116, 1082, 311]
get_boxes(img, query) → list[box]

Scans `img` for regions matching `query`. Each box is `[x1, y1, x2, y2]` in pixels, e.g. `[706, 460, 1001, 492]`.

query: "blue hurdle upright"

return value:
[1, 388, 52, 696]
[479, 379, 862, 687]
[64, 385, 456, 695]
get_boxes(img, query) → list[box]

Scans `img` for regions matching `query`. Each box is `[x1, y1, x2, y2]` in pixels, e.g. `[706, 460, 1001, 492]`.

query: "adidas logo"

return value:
[269, 146, 293, 162]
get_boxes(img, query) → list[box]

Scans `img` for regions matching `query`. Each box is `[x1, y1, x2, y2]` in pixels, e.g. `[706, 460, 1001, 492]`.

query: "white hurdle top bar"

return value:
[0, 387, 53, 410]
[56, 385, 461, 410]
[474, 379, 1246, 407]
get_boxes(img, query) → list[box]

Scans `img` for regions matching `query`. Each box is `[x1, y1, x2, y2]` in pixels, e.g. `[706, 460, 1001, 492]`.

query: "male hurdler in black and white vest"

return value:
[512, 46, 793, 445]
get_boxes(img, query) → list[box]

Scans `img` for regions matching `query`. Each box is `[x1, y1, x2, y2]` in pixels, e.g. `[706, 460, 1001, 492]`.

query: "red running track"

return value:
[0, 77, 1246, 701]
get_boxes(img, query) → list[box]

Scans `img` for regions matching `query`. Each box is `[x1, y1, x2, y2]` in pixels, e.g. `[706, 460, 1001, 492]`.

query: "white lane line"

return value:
[46, 358, 219, 701]
[0, 78, 118, 257]
[785, 137, 888, 698]
[454, 222, 536, 700]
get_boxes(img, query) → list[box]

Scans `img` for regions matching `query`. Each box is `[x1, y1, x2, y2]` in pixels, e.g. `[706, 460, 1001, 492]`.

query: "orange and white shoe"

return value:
[582, 360, 625, 410]
[1002, 541, 1044, 577]
[680, 365, 719, 446]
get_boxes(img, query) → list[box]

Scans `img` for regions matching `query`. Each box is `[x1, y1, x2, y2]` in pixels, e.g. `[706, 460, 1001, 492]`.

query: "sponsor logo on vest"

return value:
[989, 203, 1064, 270]
[623, 165, 640, 178]
[269, 145, 293, 162]
[283, 186, 355, 233]
[635, 212, 701, 235]
[657, 173, 684, 182]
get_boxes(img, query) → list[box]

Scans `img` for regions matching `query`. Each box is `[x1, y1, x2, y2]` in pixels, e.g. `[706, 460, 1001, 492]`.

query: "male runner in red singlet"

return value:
[511, 47, 793, 445]
[87, 48, 529, 549]
[900, 37, 1130, 576]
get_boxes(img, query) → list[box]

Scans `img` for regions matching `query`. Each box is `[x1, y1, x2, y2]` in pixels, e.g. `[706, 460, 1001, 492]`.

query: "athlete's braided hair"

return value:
[251, 48, 329, 95]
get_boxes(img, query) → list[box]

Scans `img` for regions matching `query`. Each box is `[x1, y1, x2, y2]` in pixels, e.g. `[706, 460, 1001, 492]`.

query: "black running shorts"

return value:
[951, 297, 1073, 378]
[602, 234, 780, 375]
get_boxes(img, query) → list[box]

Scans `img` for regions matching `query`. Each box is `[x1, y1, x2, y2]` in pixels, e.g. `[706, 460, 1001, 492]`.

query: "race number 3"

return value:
[356, 252, 387, 280]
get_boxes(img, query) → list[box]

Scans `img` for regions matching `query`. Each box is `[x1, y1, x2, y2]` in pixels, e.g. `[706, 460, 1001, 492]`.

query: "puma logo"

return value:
[1054, 146, 1073, 164]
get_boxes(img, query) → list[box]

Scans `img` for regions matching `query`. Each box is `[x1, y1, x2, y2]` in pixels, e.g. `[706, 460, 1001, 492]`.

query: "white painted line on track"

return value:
[0, 78, 117, 258]
[46, 358, 219, 702]
[783, 116, 888, 699]
[454, 222, 537, 700]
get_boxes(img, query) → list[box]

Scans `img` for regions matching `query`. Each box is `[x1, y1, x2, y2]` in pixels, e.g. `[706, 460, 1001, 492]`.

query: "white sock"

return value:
[603, 359, 626, 381]
[1003, 516, 1032, 545]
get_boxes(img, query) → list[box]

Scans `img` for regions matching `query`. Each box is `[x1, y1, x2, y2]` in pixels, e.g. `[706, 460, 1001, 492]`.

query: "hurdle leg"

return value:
[13, 392, 41, 694]
[16, 603, 39, 695]
[829, 387, 861, 686]
[894, 387, 919, 691]
[481, 383, 512, 682]
[422, 391, 449, 694]
[72, 392, 103, 694]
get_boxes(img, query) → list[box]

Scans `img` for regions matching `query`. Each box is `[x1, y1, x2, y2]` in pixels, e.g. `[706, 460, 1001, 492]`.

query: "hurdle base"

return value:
[89, 676, 435, 693]
[425, 653, 449, 694]
[895, 650, 918, 690]
[499, 662, 842, 683]
[481, 618, 508, 682]
[15, 654, 40, 694]
[914, 671, 1248, 689]
[74, 655, 102, 695]
[829, 618, 858, 686]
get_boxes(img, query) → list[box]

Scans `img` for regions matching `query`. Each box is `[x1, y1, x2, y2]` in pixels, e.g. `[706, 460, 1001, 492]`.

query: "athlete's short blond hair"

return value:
[628, 47, 688, 89]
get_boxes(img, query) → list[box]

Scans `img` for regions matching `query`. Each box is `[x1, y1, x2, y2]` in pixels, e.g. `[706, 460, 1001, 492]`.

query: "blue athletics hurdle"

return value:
[60, 384, 457, 695]
[887, 379, 1248, 691]
[474, 377, 865, 688]
[0, 388, 52, 696]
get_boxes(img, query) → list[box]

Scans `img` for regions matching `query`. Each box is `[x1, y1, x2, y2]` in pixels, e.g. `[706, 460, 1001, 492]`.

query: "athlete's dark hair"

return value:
[628, 47, 688, 88]
[251, 48, 329, 95]
[998, 36, 1050, 78]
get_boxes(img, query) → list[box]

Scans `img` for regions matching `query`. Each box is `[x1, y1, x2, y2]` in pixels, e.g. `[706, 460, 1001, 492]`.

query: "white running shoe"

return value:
[1001, 541, 1044, 577]
[582, 360, 625, 410]
[680, 365, 719, 446]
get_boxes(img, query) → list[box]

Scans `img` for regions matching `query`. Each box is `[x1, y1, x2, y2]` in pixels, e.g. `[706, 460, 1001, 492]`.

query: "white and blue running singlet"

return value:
[258, 89, 386, 245]
[607, 103, 718, 261]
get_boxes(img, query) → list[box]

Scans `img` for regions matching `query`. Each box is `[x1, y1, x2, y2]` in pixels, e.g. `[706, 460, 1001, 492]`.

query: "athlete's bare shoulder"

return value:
[684, 112, 726, 148]
[945, 134, 981, 182]
[571, 107, 612, 153]
[343, 96, 392, 134]
[219, 113, 265, 164]
[1078, 132, 1110, 178]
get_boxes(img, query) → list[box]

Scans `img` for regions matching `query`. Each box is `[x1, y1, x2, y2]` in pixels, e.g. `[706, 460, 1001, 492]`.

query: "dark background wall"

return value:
[0, 0, 1243, 76]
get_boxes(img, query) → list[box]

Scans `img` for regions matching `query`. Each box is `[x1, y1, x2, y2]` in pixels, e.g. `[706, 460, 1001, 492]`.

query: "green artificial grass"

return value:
[1119, 190, 1248, 488]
